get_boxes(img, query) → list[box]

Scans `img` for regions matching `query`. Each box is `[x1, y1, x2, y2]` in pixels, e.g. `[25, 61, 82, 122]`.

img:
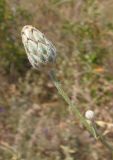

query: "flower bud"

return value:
[21, 25, 56, 70]
[85, 110, 95, 121]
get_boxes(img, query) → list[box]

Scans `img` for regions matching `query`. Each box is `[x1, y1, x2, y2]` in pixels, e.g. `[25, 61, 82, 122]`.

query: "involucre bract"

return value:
[21, 25, 56, 70]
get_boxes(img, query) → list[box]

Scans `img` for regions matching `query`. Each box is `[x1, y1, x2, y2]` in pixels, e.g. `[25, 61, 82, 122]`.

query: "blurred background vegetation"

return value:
[0, 0, 113, 159]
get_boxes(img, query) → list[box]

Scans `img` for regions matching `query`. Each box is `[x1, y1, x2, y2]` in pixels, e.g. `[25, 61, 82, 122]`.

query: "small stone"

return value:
[85, 110, 95, 121]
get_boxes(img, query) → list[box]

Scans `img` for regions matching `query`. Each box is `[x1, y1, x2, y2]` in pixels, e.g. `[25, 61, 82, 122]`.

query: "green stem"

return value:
[93, 122, 113, 153]
[49, 70, 97, 137]
[49, 70, 113, 153]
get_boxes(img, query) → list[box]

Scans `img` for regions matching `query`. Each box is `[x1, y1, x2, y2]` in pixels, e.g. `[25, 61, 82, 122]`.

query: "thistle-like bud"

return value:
[85, 110, 95, 121]
[21, 25, 56, 70]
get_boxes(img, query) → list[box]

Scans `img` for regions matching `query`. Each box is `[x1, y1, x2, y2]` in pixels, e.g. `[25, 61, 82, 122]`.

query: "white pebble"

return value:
[85, 110, 95, 120]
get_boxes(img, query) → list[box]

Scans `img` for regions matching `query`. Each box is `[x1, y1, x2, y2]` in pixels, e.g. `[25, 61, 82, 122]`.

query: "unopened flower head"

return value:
[85, 110, 95, 121]
[21, 25, 56, 69]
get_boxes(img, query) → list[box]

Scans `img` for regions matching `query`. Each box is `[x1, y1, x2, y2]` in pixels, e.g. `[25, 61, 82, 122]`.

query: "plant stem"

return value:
[93, 122, 113, 153]
[49, 69, 113, 153]
[49, 70, 97, 137]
